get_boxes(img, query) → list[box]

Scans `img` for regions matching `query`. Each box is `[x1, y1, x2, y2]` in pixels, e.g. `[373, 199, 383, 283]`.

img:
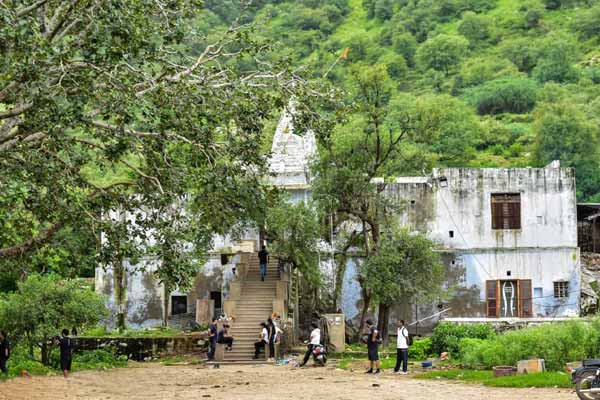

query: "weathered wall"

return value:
[95, 258, 165, 330]
[334, 165, 580, 332]
[96, 254, 238, 330]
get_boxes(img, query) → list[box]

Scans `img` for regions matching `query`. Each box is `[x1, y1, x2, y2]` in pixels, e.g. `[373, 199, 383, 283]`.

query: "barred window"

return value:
[491, 194, 521, 230]
[554, 281, 569, 299]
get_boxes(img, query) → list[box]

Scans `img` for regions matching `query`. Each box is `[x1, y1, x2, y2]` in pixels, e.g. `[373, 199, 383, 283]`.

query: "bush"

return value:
[431, 323, 496, 357]
[458, 12, 492, 43]
[465, 78, 538, 115]
[410, 337, 433, 361]
[460, 321, 600, 371]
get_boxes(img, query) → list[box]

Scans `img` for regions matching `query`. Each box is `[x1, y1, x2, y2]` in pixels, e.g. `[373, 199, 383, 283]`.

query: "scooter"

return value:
[572, 359, 600, 399]
[312, 344, 327, 366]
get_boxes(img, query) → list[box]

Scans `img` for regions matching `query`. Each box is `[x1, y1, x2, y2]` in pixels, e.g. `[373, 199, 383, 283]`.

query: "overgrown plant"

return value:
[0, 274, 107, 365]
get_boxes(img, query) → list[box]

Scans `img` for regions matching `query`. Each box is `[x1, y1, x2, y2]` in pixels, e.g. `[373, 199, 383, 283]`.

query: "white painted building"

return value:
[339, 163, 580, 326]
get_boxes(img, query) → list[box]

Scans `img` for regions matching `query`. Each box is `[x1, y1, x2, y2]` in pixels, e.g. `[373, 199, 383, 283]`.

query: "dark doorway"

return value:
[210, 291, 222, 309]
[171, 295, 188, 315]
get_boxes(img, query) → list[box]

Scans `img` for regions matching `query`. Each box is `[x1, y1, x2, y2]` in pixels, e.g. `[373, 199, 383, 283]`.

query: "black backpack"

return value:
[401, 328, 412, 347]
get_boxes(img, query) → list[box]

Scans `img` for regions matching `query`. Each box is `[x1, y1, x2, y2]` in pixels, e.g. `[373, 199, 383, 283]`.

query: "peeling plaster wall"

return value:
[95, 258, 164, 330]
[335, 166, 580, 330]
[96, 255, 233, 330]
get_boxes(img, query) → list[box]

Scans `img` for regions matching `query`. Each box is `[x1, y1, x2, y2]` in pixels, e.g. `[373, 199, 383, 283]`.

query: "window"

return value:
[171, 296, 188, 315]
[554, 281, 569, 299]
[486, 279, 532, 318]
[491, 194, 521, 230]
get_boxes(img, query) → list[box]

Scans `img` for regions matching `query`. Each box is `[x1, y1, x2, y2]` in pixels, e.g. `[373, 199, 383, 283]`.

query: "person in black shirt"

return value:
[0, 331, 10, 376]
[365, 320, 381, 374]
[207, 317, 218, 361]
[217, 324, 234, 351]
[57, 329, 73, 378]
[258, 246, 269, 281]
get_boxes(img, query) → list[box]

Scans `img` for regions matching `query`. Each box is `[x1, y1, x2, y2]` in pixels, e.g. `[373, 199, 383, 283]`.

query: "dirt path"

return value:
[0, 362, 576, 400]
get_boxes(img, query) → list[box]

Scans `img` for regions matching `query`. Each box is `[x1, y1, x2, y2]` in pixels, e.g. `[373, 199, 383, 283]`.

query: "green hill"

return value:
[202, 0, 600, 201]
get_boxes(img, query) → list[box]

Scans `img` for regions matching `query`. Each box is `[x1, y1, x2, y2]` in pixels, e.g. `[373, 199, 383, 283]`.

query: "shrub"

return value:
[378, 53, 408, 79]
[460, 321, 600, 371]
[410, 337, 433, 361]
[431, 323, 496, 357]
[458, 12, 492, 43]
[416, 34, 469, 75]
[573, 4, 600, 40]
[465, 78, 538, 115]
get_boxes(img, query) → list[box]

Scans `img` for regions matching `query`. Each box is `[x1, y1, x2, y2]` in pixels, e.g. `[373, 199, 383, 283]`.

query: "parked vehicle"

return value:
[312, 344, 327, 366]
[572, 359, 600, 400]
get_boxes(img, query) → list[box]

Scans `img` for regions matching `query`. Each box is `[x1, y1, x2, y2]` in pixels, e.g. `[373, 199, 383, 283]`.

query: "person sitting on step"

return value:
[253, 322, 269, 359]
[217, 324, 234, 351]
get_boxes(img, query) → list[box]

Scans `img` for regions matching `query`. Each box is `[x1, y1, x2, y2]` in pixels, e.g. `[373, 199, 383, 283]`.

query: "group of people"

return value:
[364, 319, 410, 375]
[253, 313, 281, 360]
[207, 317, 235, 361]
[0, 329, 74, 378]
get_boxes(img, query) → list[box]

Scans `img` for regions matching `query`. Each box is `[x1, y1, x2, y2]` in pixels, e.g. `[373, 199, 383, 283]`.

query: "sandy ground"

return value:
[0, 362, 576, 400]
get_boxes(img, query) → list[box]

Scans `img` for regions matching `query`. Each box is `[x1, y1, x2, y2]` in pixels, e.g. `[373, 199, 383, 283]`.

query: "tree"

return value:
[416, 34, 469, 75]
[534, 102, 600, 201]
[532, 34, 580, 83]
[458, 11, 492, 44]
[364, 228, 444, 345]
[0, 274, 106, 365]
[574, 4, 600, 40]
[389, 94, 480, 165]
[265, 199, 321, 287]
[0, 2, 326, 289]
[312, 65, 433, 339]
[465, 78, 538, 115]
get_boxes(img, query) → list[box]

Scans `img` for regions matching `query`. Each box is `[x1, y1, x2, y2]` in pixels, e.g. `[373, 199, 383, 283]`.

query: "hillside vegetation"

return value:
[203, 0, 600, 201]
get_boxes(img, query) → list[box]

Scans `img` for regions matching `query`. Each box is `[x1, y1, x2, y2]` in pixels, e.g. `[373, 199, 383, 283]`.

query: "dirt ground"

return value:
[0, 362, 576, 400]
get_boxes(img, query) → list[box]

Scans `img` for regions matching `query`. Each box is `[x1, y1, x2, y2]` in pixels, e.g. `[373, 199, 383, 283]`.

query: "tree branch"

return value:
[15, 0, 50, 18]
[0, 222, 63, 258]
[0, 103, 34, 119]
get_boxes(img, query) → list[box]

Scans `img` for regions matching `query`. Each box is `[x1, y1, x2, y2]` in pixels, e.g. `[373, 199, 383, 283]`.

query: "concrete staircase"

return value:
[223, 254, 280, 362]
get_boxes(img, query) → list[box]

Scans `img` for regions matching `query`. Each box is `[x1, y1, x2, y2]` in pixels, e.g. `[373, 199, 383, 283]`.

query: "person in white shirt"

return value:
[394, 320, 410, 374]
[253, 322, 270, 359]
[300, 323, 320, 366]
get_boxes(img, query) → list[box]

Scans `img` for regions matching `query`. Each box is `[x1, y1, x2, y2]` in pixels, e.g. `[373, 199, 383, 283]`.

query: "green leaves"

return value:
[0, 274, 106, 364]
[363, 227, 444, 307]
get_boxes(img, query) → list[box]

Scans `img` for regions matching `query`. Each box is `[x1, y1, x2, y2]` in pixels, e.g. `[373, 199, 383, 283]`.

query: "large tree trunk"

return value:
[114, 257, 126, 332]
[41, 341, 50, 366]
[163, 284, 170, 327]
[377, 304, 391, 347]
[355, 284, 371, 343]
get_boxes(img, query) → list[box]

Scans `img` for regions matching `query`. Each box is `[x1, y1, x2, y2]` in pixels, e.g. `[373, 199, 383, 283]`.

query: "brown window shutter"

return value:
[518, 280, 533, 317]
[486, 280, 498, 318]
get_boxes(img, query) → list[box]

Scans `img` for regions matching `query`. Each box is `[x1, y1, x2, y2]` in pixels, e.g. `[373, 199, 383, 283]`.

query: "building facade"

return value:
[338, 163, 580, 328]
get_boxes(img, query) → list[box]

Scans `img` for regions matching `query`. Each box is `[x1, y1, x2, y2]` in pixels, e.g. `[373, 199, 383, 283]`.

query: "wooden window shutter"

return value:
[486, 280, 498, 318]
[518, 280, 533, 318]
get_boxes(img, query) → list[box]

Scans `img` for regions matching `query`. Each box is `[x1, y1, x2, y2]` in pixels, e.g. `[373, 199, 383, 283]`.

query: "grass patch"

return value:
[416, 369, 571, 388]
[81, 326, 182, 338]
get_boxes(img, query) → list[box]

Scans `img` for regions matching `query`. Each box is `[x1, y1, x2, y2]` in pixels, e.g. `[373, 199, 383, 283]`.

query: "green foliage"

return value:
[409, 337, 433, 361]
[532, 34, 580, 83]
[266, 199, 321, 286]
[573, 4, 600, 40]
[416, 34, 469, 75]
[534, 102, 600, 200]
[0, 346, 126, 379]
[460, 321, 600, 371]
[391, 31, 418, 67]
[364, 227, 444, 307]
[430, 322, 496, 357]
[458, 12, 493, 44]
[80, 326, 181, 338]
[465, 78, 538, 115]
[0, 274, 107, 365]
[416, 369, 571, 388]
